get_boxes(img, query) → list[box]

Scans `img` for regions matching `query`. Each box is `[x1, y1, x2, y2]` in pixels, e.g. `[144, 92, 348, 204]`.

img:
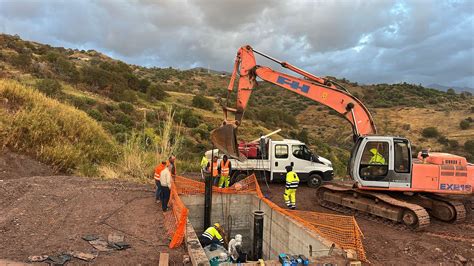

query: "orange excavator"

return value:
[211, 45, 473, 229]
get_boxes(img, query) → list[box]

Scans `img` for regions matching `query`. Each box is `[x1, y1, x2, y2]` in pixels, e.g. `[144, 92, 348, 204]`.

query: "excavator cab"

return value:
[351, 136, 412, 188]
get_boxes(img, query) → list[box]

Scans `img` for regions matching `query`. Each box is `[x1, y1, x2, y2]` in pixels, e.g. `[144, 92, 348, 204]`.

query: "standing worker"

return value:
[206, 156, 219, 186]
[167, 155, 177, 177]
[160, 164, 173, 212]
[283, 165, 299, 210]
[218, 155, 232, 188]
[154, 161, 167, 203]
[200, 154, 209, 170]
[199, 223, 225, 248]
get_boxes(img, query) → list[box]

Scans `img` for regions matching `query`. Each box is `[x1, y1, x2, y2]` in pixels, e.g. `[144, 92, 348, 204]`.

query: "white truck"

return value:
[205, 138, 334, 188]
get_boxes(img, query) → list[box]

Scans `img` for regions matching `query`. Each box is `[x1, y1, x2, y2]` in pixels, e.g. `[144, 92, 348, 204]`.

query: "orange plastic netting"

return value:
[164, 174, 367, 262]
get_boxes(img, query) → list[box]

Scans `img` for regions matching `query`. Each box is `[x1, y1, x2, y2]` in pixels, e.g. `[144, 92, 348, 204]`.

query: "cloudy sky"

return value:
[1, 0, 473, 88]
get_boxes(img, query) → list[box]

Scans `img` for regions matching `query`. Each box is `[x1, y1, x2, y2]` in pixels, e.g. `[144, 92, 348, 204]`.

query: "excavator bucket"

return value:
[210, 124, 242, 160]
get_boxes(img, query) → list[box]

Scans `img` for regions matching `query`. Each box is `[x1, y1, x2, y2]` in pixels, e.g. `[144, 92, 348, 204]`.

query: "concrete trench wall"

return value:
[181, 193, 340, 260]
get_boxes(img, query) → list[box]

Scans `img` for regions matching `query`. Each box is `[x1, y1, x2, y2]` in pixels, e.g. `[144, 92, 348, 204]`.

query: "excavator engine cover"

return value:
[210, 124, 242, 160]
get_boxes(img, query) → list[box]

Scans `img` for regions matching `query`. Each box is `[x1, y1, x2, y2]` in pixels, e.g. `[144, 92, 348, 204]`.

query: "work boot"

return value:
[291, 206, 296, 210]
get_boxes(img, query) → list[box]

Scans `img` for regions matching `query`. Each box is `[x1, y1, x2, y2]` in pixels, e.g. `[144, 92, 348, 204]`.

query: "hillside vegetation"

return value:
[0, 79, 117, 174]
[0, 33, 472, 177]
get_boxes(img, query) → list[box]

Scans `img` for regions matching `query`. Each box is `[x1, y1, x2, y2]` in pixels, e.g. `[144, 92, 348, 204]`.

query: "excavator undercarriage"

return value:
[317, 184, 467, 230]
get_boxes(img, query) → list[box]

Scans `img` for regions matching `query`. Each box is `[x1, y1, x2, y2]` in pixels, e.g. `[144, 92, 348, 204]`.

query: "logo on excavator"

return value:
[439, 183, 472, 192]
[276, 76, 310, 93]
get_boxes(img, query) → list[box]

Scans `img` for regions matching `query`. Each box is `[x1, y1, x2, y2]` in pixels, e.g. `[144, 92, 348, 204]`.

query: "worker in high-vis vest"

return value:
[218, 155, 232, 188]
[200, 155, 209, 170]
[206, 156, 219, 185]
[154, 161, 167, 203]
[166, 155, 177, 177]
[283, 165, 299, 210]
[199, 223, 225, 248]
[369, 148, 386, 165]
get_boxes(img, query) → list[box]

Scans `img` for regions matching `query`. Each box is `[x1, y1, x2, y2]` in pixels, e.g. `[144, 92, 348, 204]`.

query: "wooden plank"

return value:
[159, 252, 169, 266]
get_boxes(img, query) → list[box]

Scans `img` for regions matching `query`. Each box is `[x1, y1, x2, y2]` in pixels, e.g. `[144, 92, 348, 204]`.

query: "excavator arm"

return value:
[212, 45, 377, 158]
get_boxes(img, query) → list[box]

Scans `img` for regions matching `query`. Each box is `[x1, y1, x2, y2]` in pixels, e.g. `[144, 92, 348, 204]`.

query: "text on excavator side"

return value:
[276, 76, 309, 93]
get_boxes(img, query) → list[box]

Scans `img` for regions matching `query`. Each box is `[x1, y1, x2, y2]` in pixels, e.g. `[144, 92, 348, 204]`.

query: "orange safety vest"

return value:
[209, 161, 218, 177]
[154, 164, 166, 181]
[220, 160, 230, 176]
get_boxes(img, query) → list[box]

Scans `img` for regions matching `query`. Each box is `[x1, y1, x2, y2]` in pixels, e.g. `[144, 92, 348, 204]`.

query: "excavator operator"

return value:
[369, 148, 386, 165]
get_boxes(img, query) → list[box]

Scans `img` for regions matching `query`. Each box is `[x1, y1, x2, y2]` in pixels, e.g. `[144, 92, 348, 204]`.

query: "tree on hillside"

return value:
[35, 79, 62, 97]
[460, 120, 470, 130]
[422, 127, 439, 138]
[447, 88, 456, 95]
[192, 95, 214, 111]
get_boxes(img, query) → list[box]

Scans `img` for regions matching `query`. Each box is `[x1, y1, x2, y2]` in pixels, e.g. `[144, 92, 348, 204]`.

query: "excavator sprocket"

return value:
[420, 195, 466, 223]
[317, 184, 430, 230]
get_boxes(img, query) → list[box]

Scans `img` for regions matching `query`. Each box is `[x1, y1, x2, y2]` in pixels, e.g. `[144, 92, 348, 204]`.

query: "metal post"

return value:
[204, 146, 214, 229]
[253, 210, 264, 260]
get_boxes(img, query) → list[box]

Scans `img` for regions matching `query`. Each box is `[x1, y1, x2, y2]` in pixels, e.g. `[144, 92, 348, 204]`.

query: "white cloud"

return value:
[0, 0, 472, 87]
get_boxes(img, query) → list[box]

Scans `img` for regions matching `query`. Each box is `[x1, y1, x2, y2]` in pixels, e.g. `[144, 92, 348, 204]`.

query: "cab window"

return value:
[394, 140, 410, 173]
[275, 145, 288, 159]
[359, 141, 389, 181]
[292, 145, 312, 161]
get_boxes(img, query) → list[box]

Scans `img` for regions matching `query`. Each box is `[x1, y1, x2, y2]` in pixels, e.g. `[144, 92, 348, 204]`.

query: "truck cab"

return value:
[205, 138, 334, 188]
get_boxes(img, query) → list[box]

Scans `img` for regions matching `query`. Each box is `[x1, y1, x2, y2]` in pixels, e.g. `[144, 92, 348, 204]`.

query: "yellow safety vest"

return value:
[285, 171, 299, 190]
[200, 156, 208, 169]
[202, 226, 224, 244]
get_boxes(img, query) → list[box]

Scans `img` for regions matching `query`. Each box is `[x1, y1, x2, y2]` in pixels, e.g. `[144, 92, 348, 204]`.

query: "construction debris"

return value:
[44, 254, 71, 265]
[68, 251, 98, 261]
[27, 255, 48, 262]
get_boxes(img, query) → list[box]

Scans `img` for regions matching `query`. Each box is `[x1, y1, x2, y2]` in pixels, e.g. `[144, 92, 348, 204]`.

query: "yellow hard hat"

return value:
[214, 223, 220, 228]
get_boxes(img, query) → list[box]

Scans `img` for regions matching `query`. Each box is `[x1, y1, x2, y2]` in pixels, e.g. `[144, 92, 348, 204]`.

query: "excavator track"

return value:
[425, 195, 466, 223]
[317, 184, 430, 230]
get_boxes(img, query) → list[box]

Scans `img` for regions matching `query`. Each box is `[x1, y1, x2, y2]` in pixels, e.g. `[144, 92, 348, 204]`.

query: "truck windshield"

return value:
[292, 145, 312, 161]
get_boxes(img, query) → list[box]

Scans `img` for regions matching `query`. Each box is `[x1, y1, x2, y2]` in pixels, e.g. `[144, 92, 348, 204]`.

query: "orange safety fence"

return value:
[164, 174, 367, 262]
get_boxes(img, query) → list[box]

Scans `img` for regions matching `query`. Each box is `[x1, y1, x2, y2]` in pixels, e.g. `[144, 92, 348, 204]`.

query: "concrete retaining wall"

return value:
[181, 193, 339, 260]
[251, 196, 337, 259]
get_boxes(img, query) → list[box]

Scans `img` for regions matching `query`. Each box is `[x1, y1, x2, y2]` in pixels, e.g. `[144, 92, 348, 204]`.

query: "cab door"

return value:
[271, 144, 291, 181]
[353, 137, 391, 188]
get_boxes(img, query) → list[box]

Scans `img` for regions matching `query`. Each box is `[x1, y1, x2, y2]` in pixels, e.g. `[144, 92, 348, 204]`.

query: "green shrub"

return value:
[437, 136, 449, 145]
[175, 108, 201, 128]
[0, 80, 117, 174]
[87, 109, 103, 121]
[113, 111, 134, 128]
[192, 95, 214, 110]
[464, 140, 474, 155]
[421, 127, 439, 138]
[460, 119, 470, 130]
[36, 79, 62, 97]
[118, 101, 134, 114]
[145, 84, 167, 101]
[448, 140, 459, 149]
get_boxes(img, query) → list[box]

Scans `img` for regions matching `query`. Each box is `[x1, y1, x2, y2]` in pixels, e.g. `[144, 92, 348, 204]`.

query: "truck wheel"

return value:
[307, 174, 323, 188]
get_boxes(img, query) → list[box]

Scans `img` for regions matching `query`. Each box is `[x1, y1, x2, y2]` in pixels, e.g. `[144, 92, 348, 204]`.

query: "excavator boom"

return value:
[212, 45, 376, 158]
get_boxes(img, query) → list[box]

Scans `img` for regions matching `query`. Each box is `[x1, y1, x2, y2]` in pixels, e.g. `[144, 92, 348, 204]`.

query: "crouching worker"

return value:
[228, 234, 246, 262]
[199, 223, 224, 248]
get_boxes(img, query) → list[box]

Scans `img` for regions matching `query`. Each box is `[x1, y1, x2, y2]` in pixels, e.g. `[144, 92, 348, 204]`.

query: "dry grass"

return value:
[0, 79, 118, 175]
[98, 106, 184, 182]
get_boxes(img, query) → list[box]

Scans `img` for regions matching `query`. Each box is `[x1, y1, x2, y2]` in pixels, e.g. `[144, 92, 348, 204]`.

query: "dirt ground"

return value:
[260, 181, 474, 265]
[2, 150, 473, 265]
[0, 150, 185, 265]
